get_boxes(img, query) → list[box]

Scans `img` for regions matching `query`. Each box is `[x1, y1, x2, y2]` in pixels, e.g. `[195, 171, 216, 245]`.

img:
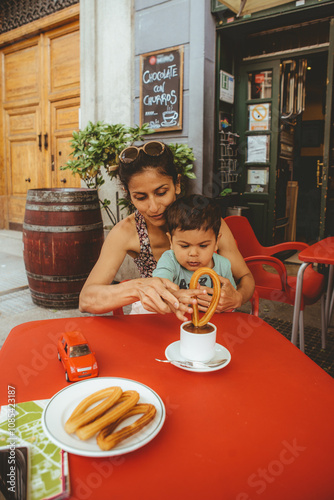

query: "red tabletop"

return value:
[1, 312, 334, 500]
[298, 237, 334, 265]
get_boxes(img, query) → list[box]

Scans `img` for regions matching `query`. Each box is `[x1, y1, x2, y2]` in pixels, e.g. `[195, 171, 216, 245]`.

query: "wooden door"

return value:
[1, 20, 80, 228]
[5, 105, 44, 223]
[44, 23, 80, 190]
[50, 97, 80, 187]
[2, 37, 43, 225]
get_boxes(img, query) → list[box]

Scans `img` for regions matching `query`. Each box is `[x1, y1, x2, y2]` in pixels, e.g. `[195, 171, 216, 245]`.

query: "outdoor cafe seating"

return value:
[224, 215, 326, 351]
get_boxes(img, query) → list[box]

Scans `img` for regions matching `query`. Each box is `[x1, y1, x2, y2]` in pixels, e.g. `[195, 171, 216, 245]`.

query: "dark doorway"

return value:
[293, 52, 327, 243]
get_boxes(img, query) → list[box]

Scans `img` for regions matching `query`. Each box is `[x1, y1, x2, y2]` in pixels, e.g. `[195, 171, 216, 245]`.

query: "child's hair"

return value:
[118, 142, 178, 195]
[166, 194, 221, 238]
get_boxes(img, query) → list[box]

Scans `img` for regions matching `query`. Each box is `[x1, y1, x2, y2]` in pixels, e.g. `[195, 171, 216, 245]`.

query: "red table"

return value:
[1, 312, 334, 500]
[291, 237, 334, 350]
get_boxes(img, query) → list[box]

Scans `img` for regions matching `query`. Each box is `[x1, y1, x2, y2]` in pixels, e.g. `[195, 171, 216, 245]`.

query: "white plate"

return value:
[42, 377, 165, 457]
[165, 341, 231, 373]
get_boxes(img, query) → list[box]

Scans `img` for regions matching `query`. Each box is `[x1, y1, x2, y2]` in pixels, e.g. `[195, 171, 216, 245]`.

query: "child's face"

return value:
[168, 228, 220, 271]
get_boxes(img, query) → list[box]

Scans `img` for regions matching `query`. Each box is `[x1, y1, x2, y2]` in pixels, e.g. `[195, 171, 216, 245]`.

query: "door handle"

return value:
[38, 134, 42, 151]
[44, 133, 48, 150]
[60, 178, 67, 183]
[25, 178, 31, 182]
[317, 160, 323, 188]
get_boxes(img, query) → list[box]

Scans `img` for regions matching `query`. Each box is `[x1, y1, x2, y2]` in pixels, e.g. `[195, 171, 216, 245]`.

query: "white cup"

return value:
[180, 321, 217, 362]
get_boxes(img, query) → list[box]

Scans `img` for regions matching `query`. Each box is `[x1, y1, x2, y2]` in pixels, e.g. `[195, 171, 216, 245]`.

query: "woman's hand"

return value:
[196, 277, 242, 313]
[138, 279, 206, 321]
[135, 277, 181, 314]
[167, 288, 207, 322]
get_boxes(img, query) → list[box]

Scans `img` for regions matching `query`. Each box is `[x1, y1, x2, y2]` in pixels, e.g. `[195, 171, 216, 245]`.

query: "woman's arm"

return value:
[196, 219, 255, 313]
[216, 219, 255, 308]
[79, 218, 180, 314]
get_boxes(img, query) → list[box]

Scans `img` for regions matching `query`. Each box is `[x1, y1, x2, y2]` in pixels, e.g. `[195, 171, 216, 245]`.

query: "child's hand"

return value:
[196, 277, 242, 313]
[167, 287, 206, 322]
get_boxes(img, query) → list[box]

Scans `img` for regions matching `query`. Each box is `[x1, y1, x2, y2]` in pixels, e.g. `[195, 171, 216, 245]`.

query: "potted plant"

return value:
[62, 121, 196, 221]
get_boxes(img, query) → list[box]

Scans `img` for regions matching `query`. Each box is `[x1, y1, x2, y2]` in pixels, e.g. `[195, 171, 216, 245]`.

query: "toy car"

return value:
[57, 331, 99, 382]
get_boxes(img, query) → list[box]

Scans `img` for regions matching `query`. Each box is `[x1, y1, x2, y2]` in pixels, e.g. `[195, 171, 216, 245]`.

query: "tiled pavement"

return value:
[262, 316, 334, 378]
[0, 230, 84, 347]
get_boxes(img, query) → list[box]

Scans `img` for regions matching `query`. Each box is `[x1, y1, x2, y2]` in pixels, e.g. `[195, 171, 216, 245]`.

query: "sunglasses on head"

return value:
[119, 141, 166, 164]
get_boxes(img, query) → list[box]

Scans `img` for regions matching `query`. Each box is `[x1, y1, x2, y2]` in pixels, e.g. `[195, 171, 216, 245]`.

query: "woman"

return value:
[79, 141, 255, 320]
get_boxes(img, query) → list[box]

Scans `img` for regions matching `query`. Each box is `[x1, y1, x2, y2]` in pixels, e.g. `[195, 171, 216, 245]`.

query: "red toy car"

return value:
[57, 331, 98, 382]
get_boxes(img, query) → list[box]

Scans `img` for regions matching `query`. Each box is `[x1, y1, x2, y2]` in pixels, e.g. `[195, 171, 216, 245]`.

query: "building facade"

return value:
[1, 0, 333, 247]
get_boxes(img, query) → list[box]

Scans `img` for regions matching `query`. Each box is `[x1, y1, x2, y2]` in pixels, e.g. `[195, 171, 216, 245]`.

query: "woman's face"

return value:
[128, 168, 181, 226]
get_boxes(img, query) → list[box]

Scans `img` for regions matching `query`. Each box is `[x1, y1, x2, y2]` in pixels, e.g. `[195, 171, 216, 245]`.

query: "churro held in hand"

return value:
[189, 267, 221, 327]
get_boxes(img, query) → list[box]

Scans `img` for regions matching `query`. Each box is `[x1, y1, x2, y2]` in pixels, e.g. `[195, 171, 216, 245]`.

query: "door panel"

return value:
[6, 106, 44, 196]
[47, 28, 80, 95]
[5, 106, 43, 224]
[45, 23, 80, 189]
[50, 98, 80, 188]
[3, 39, 40, 103]
[10, 140, 39, 193]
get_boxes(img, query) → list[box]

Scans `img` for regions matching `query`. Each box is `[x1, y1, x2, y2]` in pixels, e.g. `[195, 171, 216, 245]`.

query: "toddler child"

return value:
[152, 195, 236, 318]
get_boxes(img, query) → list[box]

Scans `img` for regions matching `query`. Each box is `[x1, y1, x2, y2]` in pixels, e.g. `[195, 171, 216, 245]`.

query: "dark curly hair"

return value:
[166, 194, 221, 239]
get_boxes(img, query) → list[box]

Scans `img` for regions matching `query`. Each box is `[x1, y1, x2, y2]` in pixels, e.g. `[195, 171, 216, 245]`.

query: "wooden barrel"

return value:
[23, 188, 104, 309]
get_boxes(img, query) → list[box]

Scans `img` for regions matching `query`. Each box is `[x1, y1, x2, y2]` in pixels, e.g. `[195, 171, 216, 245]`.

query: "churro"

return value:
[64, 387, 157, 450]
[189, 267, 221, 327]
[64, 386, 123, 434]
[75, 390, 140, 440]
[96, 403, 157, 451]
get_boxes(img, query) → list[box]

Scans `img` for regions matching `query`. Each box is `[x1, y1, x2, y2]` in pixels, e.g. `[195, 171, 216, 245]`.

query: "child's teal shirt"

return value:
[152, 250, 236, 289]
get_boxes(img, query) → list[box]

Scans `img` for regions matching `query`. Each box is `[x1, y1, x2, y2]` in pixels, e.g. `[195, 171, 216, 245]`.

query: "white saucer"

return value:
[165, 341, 231, 373]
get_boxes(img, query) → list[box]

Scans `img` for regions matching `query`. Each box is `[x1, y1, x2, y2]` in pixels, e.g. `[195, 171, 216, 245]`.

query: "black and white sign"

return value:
[140, 46, 184, 132]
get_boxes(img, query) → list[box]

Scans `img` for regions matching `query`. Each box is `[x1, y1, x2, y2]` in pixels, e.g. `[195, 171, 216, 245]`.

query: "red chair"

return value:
[224, 216, 326, 351]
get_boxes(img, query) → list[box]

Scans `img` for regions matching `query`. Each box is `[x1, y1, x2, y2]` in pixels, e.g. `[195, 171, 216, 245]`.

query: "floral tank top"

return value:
[133, 211, 157, 278]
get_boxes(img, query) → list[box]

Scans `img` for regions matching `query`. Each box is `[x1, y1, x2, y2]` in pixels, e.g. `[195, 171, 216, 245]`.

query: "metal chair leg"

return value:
[328, 292, 334, 329]
[321, 294, 326, 350]
[327, 267, 334, 330]
[299, 310, 305, 352]
[291, 262, 311, 346]
[325, 265, 334, 326]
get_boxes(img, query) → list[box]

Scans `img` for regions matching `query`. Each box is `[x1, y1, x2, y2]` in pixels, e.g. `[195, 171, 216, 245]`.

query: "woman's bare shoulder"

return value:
[104, 213, 138, 251]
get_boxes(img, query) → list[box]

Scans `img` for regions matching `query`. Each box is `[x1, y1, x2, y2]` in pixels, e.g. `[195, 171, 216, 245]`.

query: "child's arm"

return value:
[196, 277, 238, 314]
[195, 258, 238, 313]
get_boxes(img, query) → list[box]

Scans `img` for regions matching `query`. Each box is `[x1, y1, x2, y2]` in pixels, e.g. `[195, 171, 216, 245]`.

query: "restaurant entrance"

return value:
[236, 49, 333, 244]
[215, 11, 334, 245]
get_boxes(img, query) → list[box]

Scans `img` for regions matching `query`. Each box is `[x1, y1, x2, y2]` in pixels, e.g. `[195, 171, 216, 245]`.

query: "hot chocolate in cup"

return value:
[180, 321, 216, 362]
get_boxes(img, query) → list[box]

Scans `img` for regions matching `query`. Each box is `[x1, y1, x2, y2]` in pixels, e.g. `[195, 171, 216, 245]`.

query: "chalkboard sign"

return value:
[140, 45, 184, 132]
